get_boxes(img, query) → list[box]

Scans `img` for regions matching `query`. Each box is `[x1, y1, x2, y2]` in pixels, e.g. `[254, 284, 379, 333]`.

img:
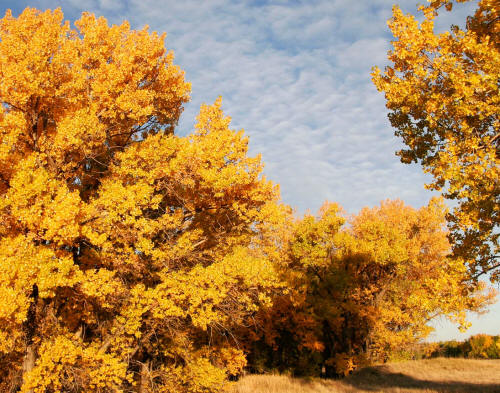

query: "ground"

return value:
[232, 358, 500, 393]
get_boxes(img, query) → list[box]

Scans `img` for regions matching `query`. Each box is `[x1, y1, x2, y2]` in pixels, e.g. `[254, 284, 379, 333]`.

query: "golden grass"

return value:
[232, 358, 500, 393]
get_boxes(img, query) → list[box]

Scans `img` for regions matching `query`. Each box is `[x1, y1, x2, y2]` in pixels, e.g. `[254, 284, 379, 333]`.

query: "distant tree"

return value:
[0, 8, 283, 392]
[372, 0, 499, 280]
[468, 334, 495, 358]
[331, 199, 492, 373]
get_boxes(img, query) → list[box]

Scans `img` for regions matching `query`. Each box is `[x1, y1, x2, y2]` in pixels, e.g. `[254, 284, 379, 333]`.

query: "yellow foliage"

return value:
[253, 199, 495, 377]
[327, 353, 356, 377]
[21, 336, 128, 393]
[158, 357, 228, 393]
[372, 0, 499, 280]
[0, 7, 283, 392]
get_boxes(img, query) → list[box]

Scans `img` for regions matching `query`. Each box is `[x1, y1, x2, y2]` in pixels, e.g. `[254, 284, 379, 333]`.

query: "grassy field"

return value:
[232, 358, 500, 393]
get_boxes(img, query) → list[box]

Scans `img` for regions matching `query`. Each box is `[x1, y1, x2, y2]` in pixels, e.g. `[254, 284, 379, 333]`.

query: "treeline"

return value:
[406, 335, 500, 360]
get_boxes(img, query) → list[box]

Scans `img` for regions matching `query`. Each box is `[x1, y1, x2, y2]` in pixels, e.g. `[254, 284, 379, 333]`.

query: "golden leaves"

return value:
[1, 155, 83, 245]
[255, 198, 495, 376]
[372, 0, 499, 278]
[0, 8, 283, 392]
[0, 7, 282, 389]
[21, 335, 128, 393]
[2, 3, 493, 390]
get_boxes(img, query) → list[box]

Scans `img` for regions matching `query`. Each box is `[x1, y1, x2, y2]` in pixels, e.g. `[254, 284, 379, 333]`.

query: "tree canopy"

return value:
[372, 0, 499, 280]
[0, 8, 284, 392]
[246, 199, 492, 377]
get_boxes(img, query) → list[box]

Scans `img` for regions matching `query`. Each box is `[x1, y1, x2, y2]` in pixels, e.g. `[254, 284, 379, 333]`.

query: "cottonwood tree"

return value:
[0, 8, 283, 392]
[249, 199, 494, 377]
[372, 0, 499, 280]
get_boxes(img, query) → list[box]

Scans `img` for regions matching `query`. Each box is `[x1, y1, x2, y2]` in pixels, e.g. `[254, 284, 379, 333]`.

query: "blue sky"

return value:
[2, 0, 497, 341]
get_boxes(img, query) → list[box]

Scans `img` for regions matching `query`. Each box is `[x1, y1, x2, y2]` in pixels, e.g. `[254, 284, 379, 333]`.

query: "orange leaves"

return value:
[328, 353, 356, 377]
[218, 347, 248, 377]
[0, 8, 70, 107]
[51, 107, 107, 173]
[251, 198, 495, 377]
[72, 12, 190, 128]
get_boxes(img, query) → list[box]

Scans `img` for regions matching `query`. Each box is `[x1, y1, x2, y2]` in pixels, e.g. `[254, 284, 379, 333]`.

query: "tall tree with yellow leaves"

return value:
[0, 8, 283, 392]
[372, 0, 499, 280]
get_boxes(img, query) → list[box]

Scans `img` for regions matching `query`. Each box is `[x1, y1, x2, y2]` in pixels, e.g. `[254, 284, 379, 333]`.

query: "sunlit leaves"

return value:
[0, 7, 282, 392]
[252, 199, 494, 377]
[372, 0, 499, 280]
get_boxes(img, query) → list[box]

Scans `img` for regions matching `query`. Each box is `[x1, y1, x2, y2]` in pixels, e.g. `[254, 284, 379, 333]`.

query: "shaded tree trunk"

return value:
[22, 284, 38, 393]
[321, 319, 336, 378]
[140, 360, 151, 393]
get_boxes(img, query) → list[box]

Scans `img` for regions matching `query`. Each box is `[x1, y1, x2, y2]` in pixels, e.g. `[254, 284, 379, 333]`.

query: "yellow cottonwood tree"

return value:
[0, 8, 283, 393]
[340, 199, 493, 364]
[249, 199, 494, 377]
[372, 0, 499, 280]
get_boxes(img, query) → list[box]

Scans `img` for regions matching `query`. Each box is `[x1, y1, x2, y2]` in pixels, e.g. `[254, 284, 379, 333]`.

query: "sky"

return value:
[1, 0, 497, 341]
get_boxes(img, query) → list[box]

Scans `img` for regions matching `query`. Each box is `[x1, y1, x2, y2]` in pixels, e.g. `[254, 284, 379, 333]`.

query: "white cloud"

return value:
[98, 0, 124, 11]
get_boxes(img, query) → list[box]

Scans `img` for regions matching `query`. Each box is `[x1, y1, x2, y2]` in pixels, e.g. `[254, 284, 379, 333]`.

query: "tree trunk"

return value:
[22, 284, 38, 393]
[140, 360, 151, 393]
[22, 346, 36, 385]
[321, 319, 336, 378]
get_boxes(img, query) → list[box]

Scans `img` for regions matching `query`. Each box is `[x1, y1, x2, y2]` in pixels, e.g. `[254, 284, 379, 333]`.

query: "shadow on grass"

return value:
[335, 365, 500, 393]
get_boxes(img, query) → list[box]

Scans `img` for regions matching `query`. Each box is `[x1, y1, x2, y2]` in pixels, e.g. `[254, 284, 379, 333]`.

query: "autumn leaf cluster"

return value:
[372, 0, 499, 280]
[245, 199, 493, 377]
[0, 8, 283, 393]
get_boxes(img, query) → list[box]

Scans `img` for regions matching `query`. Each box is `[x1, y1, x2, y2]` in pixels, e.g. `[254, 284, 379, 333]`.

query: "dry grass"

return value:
[232, 358, 500, 393]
